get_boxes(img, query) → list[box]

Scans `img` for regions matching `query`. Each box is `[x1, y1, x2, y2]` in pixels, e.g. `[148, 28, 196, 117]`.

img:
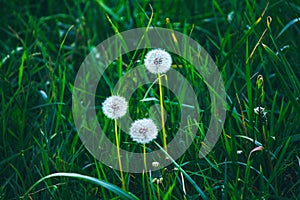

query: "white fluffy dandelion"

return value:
[102, 95, 128, 119]
[129, 119, 158, 144]
[144, 49, 172, 74]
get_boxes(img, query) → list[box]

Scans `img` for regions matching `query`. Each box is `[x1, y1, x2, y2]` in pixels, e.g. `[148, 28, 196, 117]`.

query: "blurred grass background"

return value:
[0, 0, 300, 199]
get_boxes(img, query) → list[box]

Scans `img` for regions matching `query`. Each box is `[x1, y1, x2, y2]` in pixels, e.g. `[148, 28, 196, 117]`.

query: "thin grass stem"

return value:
[156, 183, 161, 200]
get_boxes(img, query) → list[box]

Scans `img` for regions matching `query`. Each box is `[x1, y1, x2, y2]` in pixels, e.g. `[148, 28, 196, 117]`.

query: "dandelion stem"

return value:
[114, 119, 126, 191]
[143, 144, 147, 172]
[158, 73, 167, 152]
[143, 144, 153, 200]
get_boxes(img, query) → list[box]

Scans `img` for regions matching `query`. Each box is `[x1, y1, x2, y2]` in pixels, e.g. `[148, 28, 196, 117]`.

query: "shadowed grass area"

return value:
[1, 0, 300, 199]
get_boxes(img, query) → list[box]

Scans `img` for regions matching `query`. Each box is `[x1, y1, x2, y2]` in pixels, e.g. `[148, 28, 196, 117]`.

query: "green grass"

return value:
[1, 0, 300, 199]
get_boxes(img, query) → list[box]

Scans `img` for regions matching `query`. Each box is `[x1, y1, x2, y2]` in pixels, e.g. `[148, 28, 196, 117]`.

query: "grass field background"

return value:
[1, 0, 300, 199]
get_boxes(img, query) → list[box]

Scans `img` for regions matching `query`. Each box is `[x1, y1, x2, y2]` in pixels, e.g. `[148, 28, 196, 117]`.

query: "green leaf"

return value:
[23, 173, 139, 200]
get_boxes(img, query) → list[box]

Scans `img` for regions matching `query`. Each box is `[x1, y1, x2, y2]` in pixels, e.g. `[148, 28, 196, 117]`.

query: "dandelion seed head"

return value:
[129, 119, 158, 144]
[102, 95, 128, 119]
[144, 49, 172, 74]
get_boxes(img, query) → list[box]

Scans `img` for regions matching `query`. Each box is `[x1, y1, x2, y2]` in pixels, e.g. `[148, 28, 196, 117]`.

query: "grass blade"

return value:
[154, 141, 208, 200]
[22, 173, 139, 200]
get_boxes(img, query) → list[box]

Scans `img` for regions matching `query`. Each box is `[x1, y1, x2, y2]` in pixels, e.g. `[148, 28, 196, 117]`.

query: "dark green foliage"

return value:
[1, 0, 299, 199]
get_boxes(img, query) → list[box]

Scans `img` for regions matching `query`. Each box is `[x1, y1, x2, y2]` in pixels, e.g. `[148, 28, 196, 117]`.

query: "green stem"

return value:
[143, 144, 147, 172]
[156, 183, 161, 200]
[114, 119, 126, 191]
[158, 73, 167, 153]
[143, 144, 153, 199]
